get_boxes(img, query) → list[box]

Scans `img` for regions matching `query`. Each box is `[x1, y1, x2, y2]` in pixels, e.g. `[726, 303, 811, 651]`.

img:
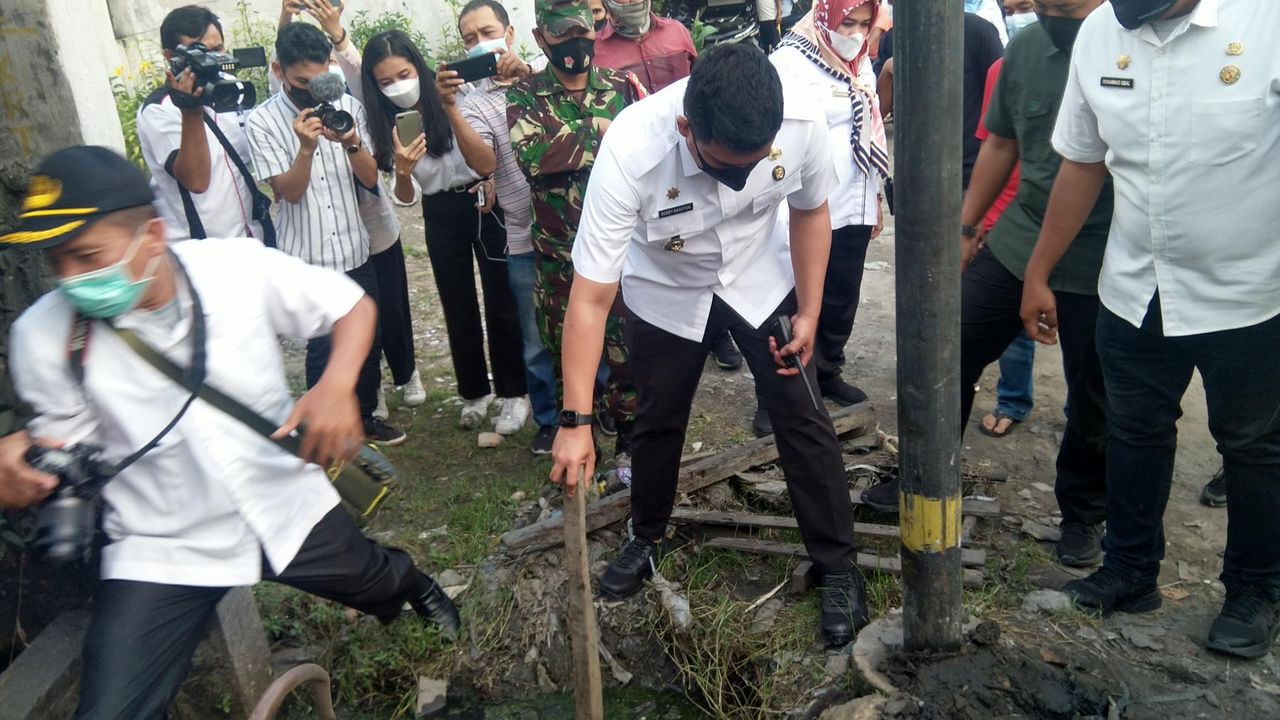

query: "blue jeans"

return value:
[1097, 296, 1280, 589]
[995, 331, 1035, 421]
[508, 252, 558, 428]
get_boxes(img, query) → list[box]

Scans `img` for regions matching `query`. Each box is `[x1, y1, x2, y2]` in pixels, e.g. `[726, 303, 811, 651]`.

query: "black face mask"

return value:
[1110, 0, 1178, 31]
[547, 36, 595, 75]
[692, 137, 760, 192]
[285, 81, 316, 109]
[594, 18, 608, 31]
[1037, 14, 1085, 55]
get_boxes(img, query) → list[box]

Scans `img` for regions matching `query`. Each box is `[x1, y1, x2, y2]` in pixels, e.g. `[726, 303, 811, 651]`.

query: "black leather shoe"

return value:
[409, 575, 462, 638]
[818, 377, 868, 407]
[1062, 567, 1160, 615]
[1056, 521, 1103, 568]
[860, 480, 899, 514]
[1207, 586, 1280, 659]
[751, 405, 773, 438]
[711, 331, 743, 370]
[820, 570, 870, 647]
[599, 536, 657, 599]
[1200, 467, 1227, 508]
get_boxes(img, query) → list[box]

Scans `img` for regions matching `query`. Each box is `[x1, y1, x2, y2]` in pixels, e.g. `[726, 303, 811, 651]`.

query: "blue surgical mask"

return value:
[1005, 12, 1037, 38]
[467, 37, 507, 58]
[964, 0, 985, 12]
[58, 229, 160, 319]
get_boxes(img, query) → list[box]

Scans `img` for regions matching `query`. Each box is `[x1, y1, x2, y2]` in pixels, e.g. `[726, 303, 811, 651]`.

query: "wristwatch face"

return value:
[559, 410, 588, 427]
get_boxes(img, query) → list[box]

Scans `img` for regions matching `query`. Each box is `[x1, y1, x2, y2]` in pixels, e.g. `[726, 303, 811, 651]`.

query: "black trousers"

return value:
[1097, 297, 1280, 589]
[422, 189, 526, 400]
[371, 239, 417, 387]
[73, 505, 425, 720]
[628, 294, 856, 573]
[757, 20, 781, 52]
[815, 225, 873, 383]
[960, 247, 1108, 525]
[305, 259, 381, 418]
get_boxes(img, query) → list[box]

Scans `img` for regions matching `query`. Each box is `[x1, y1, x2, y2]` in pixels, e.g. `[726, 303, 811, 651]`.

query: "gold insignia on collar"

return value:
[1117, 54, 1131, 70]
[772, 165, 786, 182]
[667, 186, 680, 200]
[664, 236, 684, 252]
[1220, 65, 1242, 86]
[1227, 42, 1244, 56]
[768, 147, 782, 161]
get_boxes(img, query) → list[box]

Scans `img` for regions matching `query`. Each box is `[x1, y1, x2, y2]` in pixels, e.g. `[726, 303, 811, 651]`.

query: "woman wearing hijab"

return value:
[771, 0, 888, 407]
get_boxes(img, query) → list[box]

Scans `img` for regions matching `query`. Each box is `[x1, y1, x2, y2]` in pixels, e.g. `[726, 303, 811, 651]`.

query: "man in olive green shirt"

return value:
[939, 0, 1114, 568]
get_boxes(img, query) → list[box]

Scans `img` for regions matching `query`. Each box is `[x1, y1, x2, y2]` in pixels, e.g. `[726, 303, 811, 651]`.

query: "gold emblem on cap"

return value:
[772, 166, 786, 182]
[1220, 65, 1242, 85]
[664, 236, 684, 252]
[667, 186, 680, 200]
[20, 176, 63, 214]
[1227, 42, 1244, 56]
[768, 147, 782, 161]
[1117, 54, 1131, 70]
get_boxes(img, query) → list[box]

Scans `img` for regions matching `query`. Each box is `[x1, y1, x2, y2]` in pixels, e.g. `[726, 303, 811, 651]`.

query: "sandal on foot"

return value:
[978, 411, 1021, 438]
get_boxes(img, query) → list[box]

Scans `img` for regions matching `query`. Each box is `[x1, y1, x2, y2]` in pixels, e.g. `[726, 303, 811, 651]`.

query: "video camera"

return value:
[25, 444, 116, 566]
[168, 42, 262, 113]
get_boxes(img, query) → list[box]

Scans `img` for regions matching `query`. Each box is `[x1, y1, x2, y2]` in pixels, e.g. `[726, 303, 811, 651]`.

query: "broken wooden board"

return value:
[849, 491, 1001, 518]
[704, 537, 986, 586]
[499, 403, 875, 552]
[670, 508, 991, 564]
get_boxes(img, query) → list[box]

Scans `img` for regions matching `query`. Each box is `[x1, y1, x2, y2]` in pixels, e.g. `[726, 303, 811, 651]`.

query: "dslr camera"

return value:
[169, 42, 260, 113]
[308, 72, 355, 135]
[26, 444, 116, 566]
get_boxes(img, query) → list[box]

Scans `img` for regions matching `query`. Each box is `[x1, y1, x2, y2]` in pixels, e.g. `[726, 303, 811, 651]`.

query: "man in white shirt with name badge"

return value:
[1, 147, 458, 718]
[551, 44, 869, 647]
[1020, 0, 1280, 658]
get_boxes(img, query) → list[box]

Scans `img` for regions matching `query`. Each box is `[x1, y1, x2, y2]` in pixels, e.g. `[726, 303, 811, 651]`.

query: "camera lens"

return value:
[323, 108, 354, 136]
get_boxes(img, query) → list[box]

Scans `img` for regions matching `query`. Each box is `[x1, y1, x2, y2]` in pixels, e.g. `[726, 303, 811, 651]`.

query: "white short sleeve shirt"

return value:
[572, 78, 838, 341]
[137, 94, 264, 243]
[10, 239, 364, 586]
[1053, 0, 1280, 336]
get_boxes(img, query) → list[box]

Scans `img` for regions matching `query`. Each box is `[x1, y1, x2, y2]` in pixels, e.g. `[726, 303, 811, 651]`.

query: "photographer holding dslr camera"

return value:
[139, 6, 274, 245]
[1, 146, 459, 719]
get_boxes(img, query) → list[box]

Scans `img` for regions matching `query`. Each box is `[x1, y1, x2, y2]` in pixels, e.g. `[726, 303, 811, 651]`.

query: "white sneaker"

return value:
[494, 396, 531, 436]
[400, 369, 427, 407]
[373, 386, 389, 421]
[460, 394, 495, 429]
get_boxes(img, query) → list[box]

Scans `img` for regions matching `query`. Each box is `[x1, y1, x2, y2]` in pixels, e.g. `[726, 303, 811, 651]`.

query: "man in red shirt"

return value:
[594, 0, 698, 93]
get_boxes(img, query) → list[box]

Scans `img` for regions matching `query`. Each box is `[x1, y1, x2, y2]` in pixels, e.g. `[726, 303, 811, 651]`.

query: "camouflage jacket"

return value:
[507, 67, 643, 262]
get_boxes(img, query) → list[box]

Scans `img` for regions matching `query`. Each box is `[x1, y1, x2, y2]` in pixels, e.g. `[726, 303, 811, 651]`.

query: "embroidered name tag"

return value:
[658, 203, 694, 219]
[1100, 77, 1135, 89]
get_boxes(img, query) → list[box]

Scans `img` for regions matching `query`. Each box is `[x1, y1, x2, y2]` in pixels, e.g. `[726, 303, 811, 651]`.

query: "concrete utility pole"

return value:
[892, 0, 965, 652]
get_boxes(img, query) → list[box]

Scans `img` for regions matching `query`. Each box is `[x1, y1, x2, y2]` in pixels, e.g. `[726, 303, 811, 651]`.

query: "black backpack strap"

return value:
[202, 114, 277, 248]
[67, 314, 92, 385]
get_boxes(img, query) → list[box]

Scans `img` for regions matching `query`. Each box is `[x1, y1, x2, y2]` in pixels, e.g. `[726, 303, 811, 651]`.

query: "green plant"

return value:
[690, 20, 717, 53]
[348, 11, 437, 63]
[110, 60, 167, 173]
[228, 0, 276, 102]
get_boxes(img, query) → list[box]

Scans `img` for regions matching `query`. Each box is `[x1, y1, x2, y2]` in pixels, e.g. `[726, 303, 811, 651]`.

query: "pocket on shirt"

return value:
[1190, 98, 1262, 166]
[644, 212, 705, 246]
[751, 174, 804, 213]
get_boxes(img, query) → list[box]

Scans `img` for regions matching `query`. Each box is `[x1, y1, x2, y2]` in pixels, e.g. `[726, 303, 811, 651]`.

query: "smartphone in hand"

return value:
[395, 110, 423, 144]
[444, 53, 499, 83]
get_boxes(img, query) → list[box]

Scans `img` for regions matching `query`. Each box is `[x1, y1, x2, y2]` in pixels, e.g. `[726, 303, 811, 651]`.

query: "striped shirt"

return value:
[246, 90, 372, 271]
[461, 77, 534, 255]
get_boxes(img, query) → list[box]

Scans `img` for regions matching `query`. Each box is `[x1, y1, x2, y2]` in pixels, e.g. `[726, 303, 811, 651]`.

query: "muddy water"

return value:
[441, 688, 703, 719]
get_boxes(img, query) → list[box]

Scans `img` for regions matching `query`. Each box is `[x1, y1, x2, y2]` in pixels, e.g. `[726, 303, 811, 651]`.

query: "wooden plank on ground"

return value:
[849, 491, 1001, 518]
[703, 537, 987, 585]
[670, 508, 903, 542]
[563, 477, 603, 720]
[499, 403, 875, 552]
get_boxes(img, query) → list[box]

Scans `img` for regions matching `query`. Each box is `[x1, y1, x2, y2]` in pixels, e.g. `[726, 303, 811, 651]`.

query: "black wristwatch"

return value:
[345, 140, 361, 156]
[559, 410, 592, 428]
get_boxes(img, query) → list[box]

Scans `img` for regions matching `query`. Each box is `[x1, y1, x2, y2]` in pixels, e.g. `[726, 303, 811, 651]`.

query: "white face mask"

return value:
[468, 36, 507, 58]
[828, 30, 866, 61]
[1005, 12, 1037, 38]
[381, 77, 421, 109]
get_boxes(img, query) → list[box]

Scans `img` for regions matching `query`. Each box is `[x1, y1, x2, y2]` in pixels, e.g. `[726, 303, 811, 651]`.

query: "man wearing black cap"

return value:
[1, 146, 459, 719]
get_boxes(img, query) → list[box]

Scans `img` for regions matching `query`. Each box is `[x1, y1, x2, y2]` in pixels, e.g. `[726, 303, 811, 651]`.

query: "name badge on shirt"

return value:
[1100, 77, 1135, 90]
[658, 203, 694, 219]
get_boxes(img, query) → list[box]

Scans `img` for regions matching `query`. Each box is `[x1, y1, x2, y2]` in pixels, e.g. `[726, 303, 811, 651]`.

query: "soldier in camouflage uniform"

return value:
[507, 0, 644, 461]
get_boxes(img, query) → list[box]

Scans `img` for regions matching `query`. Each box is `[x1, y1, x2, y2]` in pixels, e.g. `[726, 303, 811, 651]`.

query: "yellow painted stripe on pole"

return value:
[899, 492, 962, 553]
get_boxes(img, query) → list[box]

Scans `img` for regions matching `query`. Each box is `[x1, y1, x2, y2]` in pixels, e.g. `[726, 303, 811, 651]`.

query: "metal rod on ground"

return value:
[564, 470, 604, 719]
[893, 0, 965, 652]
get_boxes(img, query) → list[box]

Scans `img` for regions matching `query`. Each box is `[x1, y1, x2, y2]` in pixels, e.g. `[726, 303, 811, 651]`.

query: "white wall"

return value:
[106, 0, 540, 71]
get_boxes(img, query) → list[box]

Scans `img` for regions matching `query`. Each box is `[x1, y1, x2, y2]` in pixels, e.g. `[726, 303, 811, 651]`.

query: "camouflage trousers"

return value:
[535, 254, 636, 423]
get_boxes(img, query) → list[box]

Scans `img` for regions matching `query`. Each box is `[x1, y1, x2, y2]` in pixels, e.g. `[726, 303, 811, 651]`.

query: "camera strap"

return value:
[67, 251, 209, 474]
[201, 113, 278, 249]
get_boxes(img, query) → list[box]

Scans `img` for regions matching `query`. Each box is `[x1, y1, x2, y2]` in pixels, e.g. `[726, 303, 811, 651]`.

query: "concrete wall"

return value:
[107, 0, 541, 72]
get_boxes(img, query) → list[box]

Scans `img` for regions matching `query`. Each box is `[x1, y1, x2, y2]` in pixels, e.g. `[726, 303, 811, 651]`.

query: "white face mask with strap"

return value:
[828, 30, 866, 61]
